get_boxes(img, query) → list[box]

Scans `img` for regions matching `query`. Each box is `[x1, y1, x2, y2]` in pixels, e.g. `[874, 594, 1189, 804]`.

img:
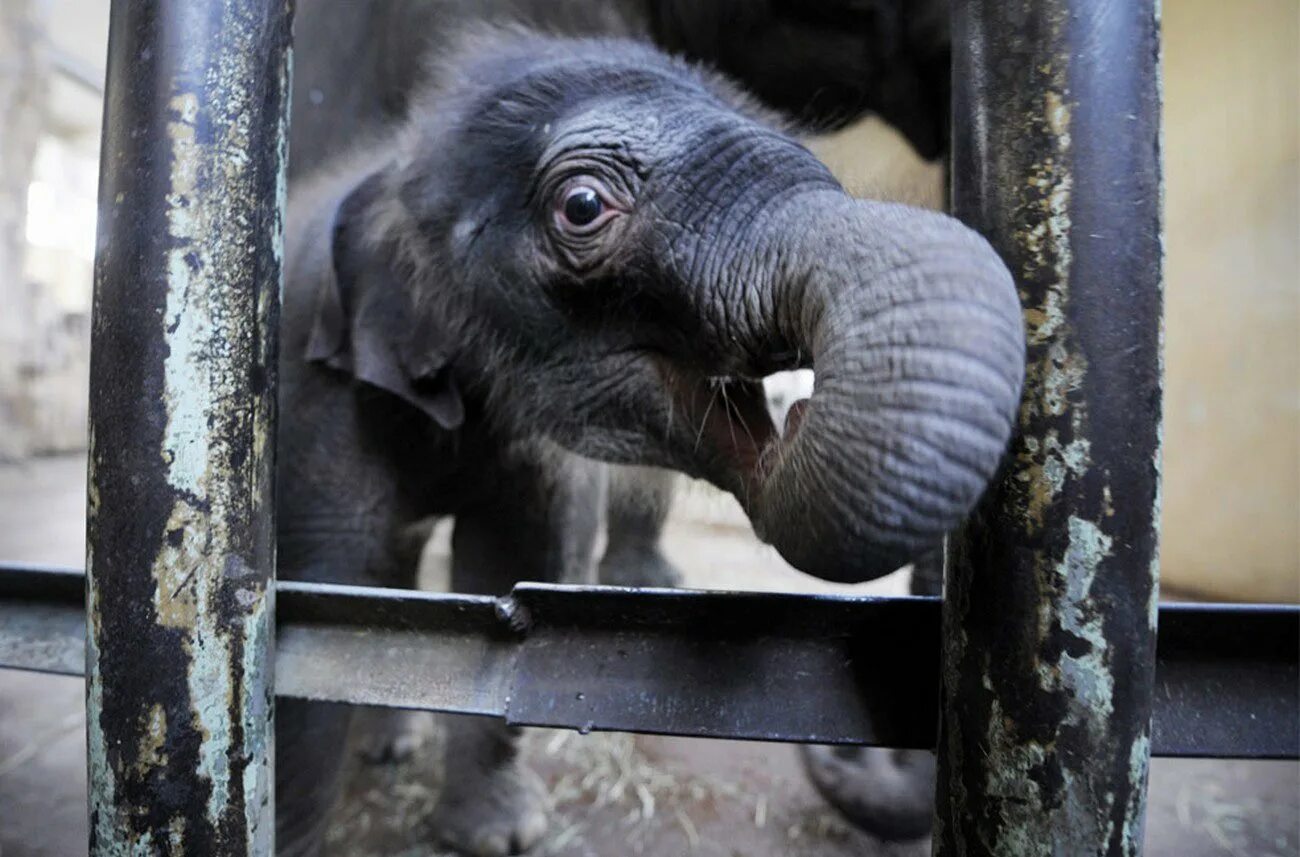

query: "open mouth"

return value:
[668, 367, 815, 480]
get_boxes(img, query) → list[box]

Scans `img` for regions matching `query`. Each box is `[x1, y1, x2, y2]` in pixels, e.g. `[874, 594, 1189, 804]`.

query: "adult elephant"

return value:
[289, 0, 952, 178]
[280, 15, 1012, 857]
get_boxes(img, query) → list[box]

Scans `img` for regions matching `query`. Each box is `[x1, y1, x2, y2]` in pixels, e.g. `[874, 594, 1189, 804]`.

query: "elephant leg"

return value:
[273, 513, 425, 854]
[800, 743, 936, 841]
[431, 454, 601, 856]
[352, 517, 442, 767]
[598, 465, 683, 588]
[434, 715, 548, 857]
[354, 707, 437, 766]
[276, 700, 357, 857]
[799, 542, 944, 841]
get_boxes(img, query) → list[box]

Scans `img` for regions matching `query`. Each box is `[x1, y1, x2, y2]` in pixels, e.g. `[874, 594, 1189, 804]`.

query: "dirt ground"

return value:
[1, 454, 1297, 857]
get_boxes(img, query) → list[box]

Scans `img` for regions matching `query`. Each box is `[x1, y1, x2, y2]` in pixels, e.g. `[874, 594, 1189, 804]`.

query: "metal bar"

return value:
[86, 0, 292, 852]
[4, 565, 1293, 759]
[942, 1, 1164, 854]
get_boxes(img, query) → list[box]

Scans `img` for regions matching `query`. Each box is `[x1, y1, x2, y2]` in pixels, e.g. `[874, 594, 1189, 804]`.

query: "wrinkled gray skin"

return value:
[277, 27, 1023, 857]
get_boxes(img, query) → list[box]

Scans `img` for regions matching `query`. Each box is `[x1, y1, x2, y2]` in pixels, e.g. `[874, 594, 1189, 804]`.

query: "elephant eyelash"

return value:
[529, 143, 640, 215]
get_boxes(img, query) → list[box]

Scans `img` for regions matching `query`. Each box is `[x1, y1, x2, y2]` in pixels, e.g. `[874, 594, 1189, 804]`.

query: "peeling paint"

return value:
[135, 704, 170, 775]
[1047, 517, 1116, 715]
[84, 572, 119, 852]
[85, 0, 290, 852]
[1018, 431, 1092, 530]
[939, 1, 1163, 854]
[979, 697, 1052, 855]
[159, 80, 239, 836]
[1148, 421, 1164, 632]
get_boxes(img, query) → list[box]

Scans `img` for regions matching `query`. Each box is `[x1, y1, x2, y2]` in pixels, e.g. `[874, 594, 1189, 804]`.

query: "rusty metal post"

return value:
[936, 1, 1163, 855]
[85, 0, 292, 852]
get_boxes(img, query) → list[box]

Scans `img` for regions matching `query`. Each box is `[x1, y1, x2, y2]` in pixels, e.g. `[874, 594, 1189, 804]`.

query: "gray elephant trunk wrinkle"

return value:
[734, 192, 1026, 582]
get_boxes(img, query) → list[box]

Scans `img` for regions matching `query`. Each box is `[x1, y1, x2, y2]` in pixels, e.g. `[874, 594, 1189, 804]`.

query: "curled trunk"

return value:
[739, 194, 1025, 581]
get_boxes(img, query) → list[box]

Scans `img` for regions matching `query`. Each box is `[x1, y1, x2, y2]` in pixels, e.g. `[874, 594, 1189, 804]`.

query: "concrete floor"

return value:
[1, 454, 1296, 856]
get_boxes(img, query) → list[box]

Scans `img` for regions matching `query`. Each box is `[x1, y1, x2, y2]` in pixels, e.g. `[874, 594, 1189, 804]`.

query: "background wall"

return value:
[1160, 0, 1299, 601]
[0, 0, 101, 458]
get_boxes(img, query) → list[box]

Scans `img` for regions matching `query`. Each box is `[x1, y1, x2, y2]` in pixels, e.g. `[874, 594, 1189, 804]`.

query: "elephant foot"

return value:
[354, 708, 434, 766]
[598, 543, 683, 588]
[431, 762, 548, 856]
[800, 745, 936, 842]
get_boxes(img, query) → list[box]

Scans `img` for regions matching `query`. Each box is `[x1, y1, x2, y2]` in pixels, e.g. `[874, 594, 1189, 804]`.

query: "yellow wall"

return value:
[1162, 0, 1299, 601]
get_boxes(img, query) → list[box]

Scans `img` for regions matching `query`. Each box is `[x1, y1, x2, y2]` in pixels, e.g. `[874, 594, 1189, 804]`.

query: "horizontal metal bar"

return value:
[1, 563, 1294, 758]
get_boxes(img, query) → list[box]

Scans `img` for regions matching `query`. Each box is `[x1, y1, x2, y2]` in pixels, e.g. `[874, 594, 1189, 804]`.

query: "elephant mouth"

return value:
[660, 362, 811, 489]
[687, 375, 776, 472]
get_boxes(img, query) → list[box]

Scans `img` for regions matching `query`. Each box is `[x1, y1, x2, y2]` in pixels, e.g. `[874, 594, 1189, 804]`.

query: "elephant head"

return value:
[311, 29, 1024, 582]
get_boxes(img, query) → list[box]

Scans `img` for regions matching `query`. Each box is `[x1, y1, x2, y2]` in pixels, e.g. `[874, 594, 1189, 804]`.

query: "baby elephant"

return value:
[276, 27, 1025, 857]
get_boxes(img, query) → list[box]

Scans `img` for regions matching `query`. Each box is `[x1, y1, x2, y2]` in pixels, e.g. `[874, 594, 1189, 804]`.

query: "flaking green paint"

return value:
[1049, 516, 1116, 716]
[86, 0, 287, 851]
[939, 2, 1162, 854]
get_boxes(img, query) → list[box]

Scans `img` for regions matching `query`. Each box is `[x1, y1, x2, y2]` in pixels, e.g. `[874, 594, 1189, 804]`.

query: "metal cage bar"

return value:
[4, 564, 1297, 759]
[939, 1, 1165, 854]
[84, 0, 292, 852]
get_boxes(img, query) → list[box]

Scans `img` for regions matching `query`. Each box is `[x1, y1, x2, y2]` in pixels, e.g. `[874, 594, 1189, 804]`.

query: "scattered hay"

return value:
[324, 720, 908, 857]
[528, 729, 755, 854]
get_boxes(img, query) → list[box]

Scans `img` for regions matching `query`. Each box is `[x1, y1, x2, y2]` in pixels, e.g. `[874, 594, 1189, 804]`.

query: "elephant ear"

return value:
[305, 172, 465, 430]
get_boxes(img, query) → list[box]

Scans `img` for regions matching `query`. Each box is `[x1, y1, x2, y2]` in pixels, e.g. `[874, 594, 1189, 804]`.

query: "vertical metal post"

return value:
[936, 1, 1162, 855]
[85, 0, 292, 852]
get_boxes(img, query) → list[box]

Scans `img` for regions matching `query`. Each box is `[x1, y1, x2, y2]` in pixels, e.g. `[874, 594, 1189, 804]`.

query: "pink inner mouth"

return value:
[698, 377, 778, 474]
[655, 357, 813, 493]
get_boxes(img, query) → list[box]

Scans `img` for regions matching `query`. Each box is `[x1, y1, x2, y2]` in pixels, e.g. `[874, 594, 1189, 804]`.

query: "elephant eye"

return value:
[553, 178, 620, 235]
[563, 187, 603, 226]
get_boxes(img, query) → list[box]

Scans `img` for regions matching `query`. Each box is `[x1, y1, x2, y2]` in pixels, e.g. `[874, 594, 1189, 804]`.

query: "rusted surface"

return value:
[938, 1, 1164, 854]
[85, 0, 292, 852]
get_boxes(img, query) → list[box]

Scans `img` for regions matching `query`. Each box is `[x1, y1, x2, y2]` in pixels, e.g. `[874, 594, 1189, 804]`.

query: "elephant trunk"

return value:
[738, 193, 1025, 582]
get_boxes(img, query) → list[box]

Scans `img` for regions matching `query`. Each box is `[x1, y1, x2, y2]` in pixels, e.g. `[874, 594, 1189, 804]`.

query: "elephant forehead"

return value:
[537, 97, 723, 167]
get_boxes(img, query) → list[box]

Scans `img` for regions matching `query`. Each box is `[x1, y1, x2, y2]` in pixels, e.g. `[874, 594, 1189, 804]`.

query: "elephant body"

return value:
[289, 0, 952, 181]
[277, 140, 612, 856]
[277, 14, 1022, 857]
